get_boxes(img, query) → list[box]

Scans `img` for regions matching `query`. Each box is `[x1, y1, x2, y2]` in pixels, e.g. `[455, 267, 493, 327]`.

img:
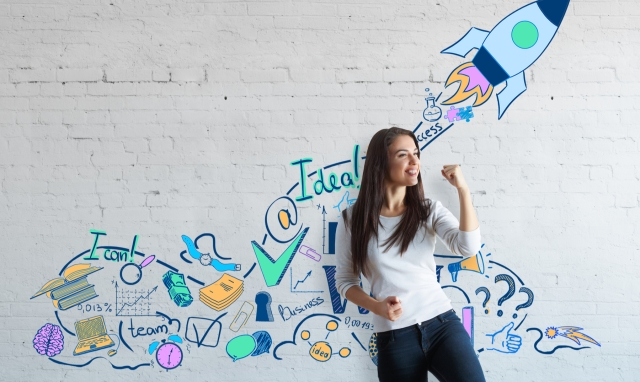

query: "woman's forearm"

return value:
[345, 285, 380, 313]
[457, 186, 479, 231]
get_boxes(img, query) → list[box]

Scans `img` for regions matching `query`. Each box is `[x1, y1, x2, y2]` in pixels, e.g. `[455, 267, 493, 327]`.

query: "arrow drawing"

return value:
[294, 271, 312, 290]
[289, 267, 323, 293]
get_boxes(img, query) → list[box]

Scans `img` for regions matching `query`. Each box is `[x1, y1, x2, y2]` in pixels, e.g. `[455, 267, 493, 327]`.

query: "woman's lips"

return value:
[406, 169, 418, 176]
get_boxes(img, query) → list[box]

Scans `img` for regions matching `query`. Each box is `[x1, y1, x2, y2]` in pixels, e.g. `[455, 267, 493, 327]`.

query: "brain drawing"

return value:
[33, 323, 64, 357]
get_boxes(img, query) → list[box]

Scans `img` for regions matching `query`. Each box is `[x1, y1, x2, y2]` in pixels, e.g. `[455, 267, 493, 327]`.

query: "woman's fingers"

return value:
[384, 296, 403, 321]
[442, 165, 463, 180]
[442, 164, 460, 174]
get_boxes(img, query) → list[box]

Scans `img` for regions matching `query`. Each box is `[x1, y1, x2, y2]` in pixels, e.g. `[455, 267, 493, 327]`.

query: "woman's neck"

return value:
[381, 185, 406, 217]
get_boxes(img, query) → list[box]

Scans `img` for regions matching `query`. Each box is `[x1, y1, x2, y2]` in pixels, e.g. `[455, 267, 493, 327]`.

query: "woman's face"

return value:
[386, 134, 420, 187]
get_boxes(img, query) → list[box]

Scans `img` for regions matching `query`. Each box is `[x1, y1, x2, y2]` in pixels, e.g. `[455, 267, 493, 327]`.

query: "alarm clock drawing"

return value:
[149, 335, 183, 371]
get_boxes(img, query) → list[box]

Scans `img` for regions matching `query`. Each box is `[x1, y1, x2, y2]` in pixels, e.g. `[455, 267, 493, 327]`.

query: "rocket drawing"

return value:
[441, 0, 570, 119]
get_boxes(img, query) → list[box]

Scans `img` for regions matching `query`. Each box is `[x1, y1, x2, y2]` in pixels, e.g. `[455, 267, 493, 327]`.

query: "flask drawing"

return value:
[423, 96, 442, 122]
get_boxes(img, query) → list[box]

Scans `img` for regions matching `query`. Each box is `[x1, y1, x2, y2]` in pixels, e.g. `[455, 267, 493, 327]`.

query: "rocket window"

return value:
[511, 21, 538, 49]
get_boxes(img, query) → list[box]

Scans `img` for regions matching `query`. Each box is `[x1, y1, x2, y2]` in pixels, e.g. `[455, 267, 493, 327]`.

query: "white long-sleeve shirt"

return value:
[335, 199, 482, 333]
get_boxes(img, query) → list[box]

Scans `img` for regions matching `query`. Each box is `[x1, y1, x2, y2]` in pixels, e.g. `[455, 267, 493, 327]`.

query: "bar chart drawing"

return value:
[322, 207, 338, 255]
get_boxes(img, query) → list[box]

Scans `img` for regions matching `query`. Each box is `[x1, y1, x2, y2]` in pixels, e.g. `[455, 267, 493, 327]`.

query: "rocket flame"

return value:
[442, 62, 493, 106]
[557, 326, 600, 347]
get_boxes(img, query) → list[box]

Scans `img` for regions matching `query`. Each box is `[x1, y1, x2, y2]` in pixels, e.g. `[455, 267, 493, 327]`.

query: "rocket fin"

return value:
[441, 27, 490, 57]
[497, 71, 527, 120]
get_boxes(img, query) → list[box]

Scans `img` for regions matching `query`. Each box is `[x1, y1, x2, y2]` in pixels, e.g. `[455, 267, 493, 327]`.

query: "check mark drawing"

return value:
[251, 228, 309, 287]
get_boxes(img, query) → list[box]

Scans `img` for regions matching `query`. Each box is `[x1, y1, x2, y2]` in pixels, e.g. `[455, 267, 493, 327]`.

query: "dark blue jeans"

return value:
[376, 309, 486, 382]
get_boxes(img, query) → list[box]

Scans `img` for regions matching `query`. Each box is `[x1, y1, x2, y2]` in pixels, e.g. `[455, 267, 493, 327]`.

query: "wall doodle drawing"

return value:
[114, 283, 157, 316]
[251, 228, 309, 287]
[227, 331, 273, 362]
[544, 326, 600, 346]
[184, 314, 226, 348]
[422, 89, 443, 122]
[527, 326, 600, 354]
[181, 234, 241, 271]
[298, 246, 322, 262]
[368, 333, 379, 366]
[226, 335, 254, 362]
[300, 320, 351, 362]
[475, 287, 491, 314]
[33, 323, 64, 357]
[163, 271, 194, 307]
[322, 206, 339, 255]
[255, 292, 275, 322]
[23, 3, 606, 372]
[447, 251, 486, 282]
[494, 274, 517, 317]
[485, 322, 522, 354]
[27, 136, 601, 374]
[251, 331, 273, 356]
[292, 269, 315, 290]
[441, 0, 570, 119]
[31, 263, 102, 311]
[150, 335, 184, 371]
[289, 267, 324, 294]
[72, 315, 115, 356]
[273, 313, 342, 360]
[333, 191, 356, 216]
[229, 301, 254, 332]
[119, 255, 155, 286]
[264, 196, 304, 244]
[199, 273, 244, 311]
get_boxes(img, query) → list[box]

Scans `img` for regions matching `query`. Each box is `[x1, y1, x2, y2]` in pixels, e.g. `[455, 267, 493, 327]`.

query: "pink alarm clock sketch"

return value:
[149, 335, 183, 371]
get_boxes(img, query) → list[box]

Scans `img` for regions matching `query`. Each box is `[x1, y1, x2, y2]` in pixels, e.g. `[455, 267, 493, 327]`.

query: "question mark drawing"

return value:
[494, 274, 516, 317]
[515, 287, 534, 317]
[475, 287, 490, 314]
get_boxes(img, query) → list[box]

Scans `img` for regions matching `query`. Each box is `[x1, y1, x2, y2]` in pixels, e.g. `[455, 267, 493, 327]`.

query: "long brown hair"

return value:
[343, 127, 432, 277]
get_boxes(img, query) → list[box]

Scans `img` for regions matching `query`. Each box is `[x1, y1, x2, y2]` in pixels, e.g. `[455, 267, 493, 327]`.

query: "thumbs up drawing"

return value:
[486, 322, 522, 354]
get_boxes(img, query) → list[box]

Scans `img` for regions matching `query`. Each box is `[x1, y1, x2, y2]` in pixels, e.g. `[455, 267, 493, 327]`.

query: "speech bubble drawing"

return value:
[226, 335, 256, 362]
[251, 331, 272, 356]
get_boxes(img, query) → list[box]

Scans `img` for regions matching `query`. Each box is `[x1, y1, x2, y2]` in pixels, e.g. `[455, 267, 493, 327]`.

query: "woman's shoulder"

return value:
[341, 204, 355, 222]
[424, 197, 445, 209]
[423, 198, 445, 221]
[423, 197, 438, 211]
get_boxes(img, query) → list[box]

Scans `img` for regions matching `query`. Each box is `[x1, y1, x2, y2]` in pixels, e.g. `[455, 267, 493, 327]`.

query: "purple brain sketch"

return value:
[33, 323, 64, 357]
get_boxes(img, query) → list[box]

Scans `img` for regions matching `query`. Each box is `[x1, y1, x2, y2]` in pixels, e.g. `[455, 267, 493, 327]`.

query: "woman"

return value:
[336, 127, 486, 382]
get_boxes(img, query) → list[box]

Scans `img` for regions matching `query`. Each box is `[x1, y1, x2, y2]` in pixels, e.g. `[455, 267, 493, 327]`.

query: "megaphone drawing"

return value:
[448, 252, 484, 282]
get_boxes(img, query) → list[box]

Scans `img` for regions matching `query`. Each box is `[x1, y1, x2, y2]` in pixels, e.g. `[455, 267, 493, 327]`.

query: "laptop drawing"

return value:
[73, 315, 114, 356]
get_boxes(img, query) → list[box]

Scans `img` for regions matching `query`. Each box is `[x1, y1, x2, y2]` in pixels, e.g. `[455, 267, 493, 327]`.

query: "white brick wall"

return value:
[1, 0, 639, 381]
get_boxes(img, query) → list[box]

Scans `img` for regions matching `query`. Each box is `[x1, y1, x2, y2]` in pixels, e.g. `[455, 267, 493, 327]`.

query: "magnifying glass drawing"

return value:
[120, 255, 155, 285]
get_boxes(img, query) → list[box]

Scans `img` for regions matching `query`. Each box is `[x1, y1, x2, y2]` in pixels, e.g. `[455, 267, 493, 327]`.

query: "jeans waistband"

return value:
[381, 309, 456, 337]
[420, 308, 455, 326]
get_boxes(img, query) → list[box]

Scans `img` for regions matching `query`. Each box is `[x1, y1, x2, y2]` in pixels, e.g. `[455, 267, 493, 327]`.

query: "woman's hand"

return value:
[374, 296, 403, 321]
[441, 164, 469, 191]
[442, 164, 479, 231]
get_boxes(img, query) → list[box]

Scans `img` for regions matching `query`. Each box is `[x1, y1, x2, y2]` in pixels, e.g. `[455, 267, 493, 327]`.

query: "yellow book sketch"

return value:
[52, 285, 98, 310]
[31, 263, 103, 299]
